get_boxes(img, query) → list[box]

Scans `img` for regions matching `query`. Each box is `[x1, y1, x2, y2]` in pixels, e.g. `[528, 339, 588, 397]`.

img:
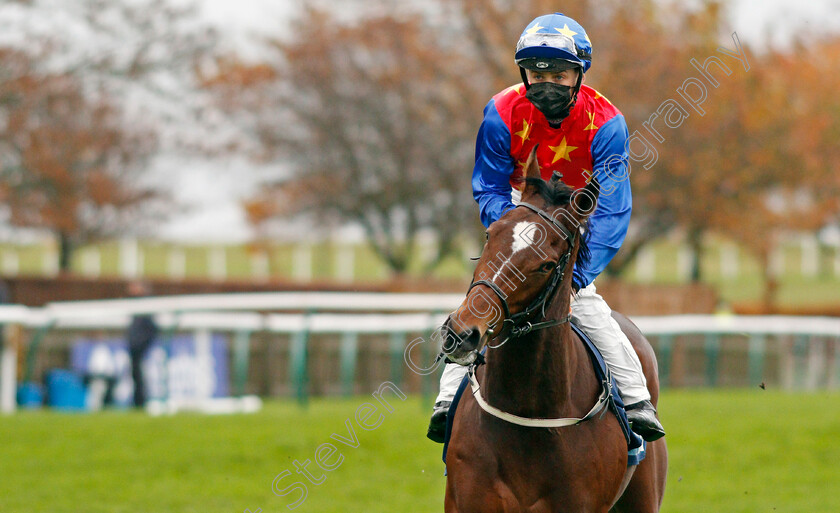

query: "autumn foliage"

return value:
[0, 49, 162, 270]
[207, 8, 484, 272]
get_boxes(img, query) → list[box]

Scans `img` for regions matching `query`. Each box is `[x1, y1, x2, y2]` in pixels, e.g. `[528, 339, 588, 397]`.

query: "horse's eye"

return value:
[485, 231, 489, 240]
[538, 261, 557, 273]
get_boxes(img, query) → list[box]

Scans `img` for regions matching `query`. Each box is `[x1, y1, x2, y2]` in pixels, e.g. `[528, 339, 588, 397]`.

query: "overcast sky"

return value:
[159, 0, 840, 242]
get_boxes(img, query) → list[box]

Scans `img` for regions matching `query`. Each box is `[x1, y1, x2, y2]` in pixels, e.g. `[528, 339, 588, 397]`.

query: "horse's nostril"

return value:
[441, 325, 478, 354]
[441, 325, 461, 353]
[443, 332, 457, 352]
[467, 328, 480, 347]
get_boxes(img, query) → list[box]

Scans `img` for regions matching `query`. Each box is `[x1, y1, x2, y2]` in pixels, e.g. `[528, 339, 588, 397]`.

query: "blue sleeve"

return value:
[572, 114, 632, 289]
[472, 99, 517, 228]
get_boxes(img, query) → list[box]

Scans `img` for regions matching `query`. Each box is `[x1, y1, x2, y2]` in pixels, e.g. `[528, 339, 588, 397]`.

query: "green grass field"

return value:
[1, 389, 838, 513]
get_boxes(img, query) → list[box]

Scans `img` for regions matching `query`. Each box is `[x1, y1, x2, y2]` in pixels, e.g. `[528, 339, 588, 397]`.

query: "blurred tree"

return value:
[0, 49, 166, 271]
[0, 0, 222, 152]
[585, 1, 724, 278]
[724, 37, 840, 307]
[206, 7, 483, 274]
[606, 7, 840, 308]
[0, 0, 230, 270]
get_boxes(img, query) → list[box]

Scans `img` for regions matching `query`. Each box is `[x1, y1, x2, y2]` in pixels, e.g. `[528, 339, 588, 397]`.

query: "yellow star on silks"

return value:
[594, 90, 613, 105]
[584, 33, 591, 45]
[514, 120, 532, 142]
[549, 136, 577, 163]
[526, 22, 545, 34]
[501, 83, 524, 97]
[554, 24, 578, 38]
[585, 112, 599, 131]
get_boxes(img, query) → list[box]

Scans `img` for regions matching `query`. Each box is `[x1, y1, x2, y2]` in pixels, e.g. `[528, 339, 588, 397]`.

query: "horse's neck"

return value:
[482, 296, 583, 418]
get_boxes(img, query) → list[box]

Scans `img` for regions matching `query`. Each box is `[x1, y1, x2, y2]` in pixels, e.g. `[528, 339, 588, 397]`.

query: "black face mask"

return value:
[526, 82, 576, 126]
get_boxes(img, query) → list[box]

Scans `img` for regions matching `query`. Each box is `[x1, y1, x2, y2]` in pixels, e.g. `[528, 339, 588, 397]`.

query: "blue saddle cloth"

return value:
[442, 323, 645, 467]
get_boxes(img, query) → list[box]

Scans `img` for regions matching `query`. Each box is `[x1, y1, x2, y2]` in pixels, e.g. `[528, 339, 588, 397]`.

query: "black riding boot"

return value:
[426, 401, 451, 443]
[625, 400, 666, 442]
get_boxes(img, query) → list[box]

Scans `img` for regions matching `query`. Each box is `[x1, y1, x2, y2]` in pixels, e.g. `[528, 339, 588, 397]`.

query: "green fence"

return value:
[2, 295, 839, 415]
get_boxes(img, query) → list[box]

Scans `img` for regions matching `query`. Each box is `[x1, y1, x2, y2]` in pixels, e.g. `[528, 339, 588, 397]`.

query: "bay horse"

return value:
[441, 148, 667, 512]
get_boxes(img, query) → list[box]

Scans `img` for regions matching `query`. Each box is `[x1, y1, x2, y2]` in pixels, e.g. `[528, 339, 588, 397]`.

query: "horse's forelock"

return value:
[523, 177, 573, 208]
[521, 177, 591, 271]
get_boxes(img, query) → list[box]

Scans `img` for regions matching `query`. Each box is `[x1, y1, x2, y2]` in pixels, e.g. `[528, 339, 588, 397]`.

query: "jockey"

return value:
[427, 13, 665, 443]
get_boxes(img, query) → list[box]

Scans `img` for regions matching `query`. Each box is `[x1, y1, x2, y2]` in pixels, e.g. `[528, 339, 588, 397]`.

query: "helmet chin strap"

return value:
[520, 67, 532, 89]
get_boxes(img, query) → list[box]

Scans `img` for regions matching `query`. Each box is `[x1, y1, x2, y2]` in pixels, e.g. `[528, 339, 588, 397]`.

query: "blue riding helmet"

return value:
[515, 13, 592, 74]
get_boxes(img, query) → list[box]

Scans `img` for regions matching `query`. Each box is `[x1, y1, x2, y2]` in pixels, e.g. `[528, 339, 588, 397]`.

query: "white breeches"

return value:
[435, 283, 651, 405]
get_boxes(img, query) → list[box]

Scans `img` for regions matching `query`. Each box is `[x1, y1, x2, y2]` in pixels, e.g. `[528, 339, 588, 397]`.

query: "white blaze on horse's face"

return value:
[511, 221, 538, 254]
[488, 221, 536, 282]
[488, 220, 538, 285]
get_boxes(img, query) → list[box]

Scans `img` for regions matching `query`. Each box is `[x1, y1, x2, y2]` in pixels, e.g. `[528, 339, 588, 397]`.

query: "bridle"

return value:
[458, 201, 613, 428]
[466, 201, 577, 348]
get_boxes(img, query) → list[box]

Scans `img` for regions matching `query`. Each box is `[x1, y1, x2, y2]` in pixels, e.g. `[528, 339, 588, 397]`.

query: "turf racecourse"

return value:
[1, 390, 837, 513]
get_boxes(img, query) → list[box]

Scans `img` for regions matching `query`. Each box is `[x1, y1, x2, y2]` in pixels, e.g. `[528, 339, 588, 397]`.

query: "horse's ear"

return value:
[520, 145, 543, 202]
[570, 176, 600, 219]
[524, 145, 540, 180]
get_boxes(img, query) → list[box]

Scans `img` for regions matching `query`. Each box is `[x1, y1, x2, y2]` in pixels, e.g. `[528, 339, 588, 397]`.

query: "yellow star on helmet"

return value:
[554, 24, 578, 38]
[526, 22, 545, 34]
[549, 136, 577, 163]
[514, 120, 531, 142]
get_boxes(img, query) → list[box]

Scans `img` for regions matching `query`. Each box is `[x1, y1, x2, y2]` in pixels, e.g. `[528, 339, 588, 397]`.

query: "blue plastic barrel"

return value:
[16, 382, 44, 409]
[46, 369, 86, 411]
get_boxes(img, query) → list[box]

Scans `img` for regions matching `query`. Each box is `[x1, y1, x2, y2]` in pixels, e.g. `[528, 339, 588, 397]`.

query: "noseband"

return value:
[467, 201, 577, 347]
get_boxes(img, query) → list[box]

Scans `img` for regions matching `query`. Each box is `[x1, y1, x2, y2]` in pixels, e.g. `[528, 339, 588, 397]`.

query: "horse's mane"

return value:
[523, 176, 591, 270]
